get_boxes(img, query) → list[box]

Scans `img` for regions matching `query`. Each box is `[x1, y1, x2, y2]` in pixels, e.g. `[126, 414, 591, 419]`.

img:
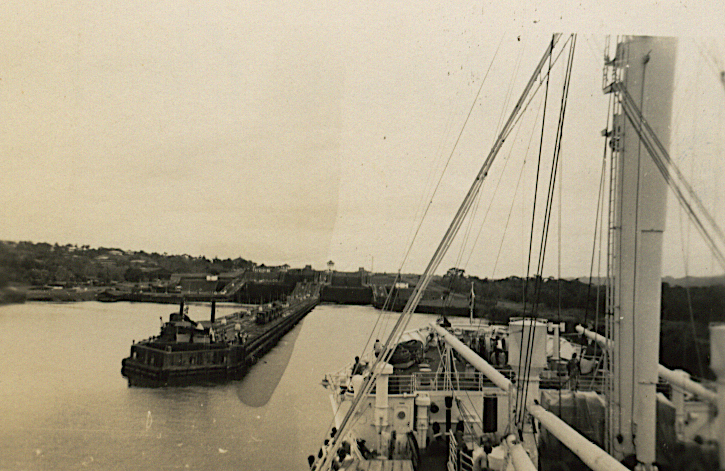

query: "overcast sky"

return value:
[2, 1, 724, 278]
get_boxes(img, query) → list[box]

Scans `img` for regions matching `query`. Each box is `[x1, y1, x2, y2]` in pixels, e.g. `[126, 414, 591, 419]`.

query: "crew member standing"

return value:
[567, 352, 580, 389]
[374, 339, 383, 358]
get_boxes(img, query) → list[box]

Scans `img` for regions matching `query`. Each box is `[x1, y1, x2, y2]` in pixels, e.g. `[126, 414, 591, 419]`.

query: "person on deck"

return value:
[431, 422, 443, 443]
[374, 339, 383, 358]
[351, 356, 363, 376]
[567, 352, 580, 389]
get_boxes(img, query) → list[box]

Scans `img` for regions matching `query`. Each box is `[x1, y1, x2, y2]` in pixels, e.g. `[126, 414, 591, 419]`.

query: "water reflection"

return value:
[236, 324, 301, 407]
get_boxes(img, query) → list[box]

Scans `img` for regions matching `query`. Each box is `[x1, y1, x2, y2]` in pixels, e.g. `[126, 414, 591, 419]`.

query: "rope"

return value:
[460, 36, 575, 278]
[359, 272, 402, 361]
[398, 34, 505, 271]
[457, 41, 525, 266]
[518, 35, 576, 428]
[677, 169, 706, 379]
[490, 102, 542, 276]
[515, 35, 554, 427]
[582, 96, 612, 331]
[613, 81, 725, 271]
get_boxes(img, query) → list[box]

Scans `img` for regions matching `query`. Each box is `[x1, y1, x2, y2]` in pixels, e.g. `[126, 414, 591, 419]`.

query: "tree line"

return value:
[0, 241, 254, 287]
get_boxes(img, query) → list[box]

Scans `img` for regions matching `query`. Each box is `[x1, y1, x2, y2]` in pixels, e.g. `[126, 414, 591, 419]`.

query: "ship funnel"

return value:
[211, 299, 216, 323]
[179, 299, 184, 316]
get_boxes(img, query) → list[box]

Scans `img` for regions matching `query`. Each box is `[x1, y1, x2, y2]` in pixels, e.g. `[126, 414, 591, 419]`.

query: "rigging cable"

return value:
[516, 34, 554, 424]
[448, 38, 524, 278]
[518, 35, 576, 427]
[453, 43, 519, 277]
[360, 271, 401, 359]
[585, 116, 611, 394]
[611, 80, 725, 271]
[522, 41, 552, 315]
[455, 35, 576, 279]
[402, 37, 491, 274]
[676, 73, 706, 378]
[490, 98, 544, 277]
[458, 96, 529, 279]
[461, 94, 538, 275]
[678, 211, 706, 378]
[397, 35, 506, 271]
[582, 93, 613, 330]
[588, 92, 614, 393]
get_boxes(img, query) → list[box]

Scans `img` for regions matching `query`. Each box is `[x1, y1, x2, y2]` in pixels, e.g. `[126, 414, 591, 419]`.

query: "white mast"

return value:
[608, 36, 677, 469]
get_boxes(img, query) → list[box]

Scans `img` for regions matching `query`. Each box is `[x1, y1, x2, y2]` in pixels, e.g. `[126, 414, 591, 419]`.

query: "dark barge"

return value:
[121, 288, 319, 387]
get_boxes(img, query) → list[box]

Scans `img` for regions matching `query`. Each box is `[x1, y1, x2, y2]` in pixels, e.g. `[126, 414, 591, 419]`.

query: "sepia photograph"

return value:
[1, 1, 724, 470]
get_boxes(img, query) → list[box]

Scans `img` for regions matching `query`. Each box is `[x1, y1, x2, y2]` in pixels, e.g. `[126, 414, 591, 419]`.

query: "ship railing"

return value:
[323, 368, 355, 394]
[540, 370, 611, 393]
[447, 431, 476, 471]
[387, 375, 415, 395]
[332, 367, 642, 399]
[539, 368, 671, 396]
[412, 371, 512, 393]
[328, 369, 514, 396]
[384, 369, 636, 395]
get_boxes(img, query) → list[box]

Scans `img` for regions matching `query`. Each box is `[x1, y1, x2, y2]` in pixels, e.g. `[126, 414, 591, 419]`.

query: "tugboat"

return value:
[122, 282, 320, 387]
[121, 300, 248, 387]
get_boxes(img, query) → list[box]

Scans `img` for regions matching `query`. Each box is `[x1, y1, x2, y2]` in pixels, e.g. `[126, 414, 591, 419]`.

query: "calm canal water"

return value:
[0, 301, 437, 470]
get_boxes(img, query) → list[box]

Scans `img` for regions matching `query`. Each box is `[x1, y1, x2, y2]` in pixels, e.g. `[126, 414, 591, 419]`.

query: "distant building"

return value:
[331, 268, 368, 287]
[253, 265, 271, 273]
[95, 255, 115, 267]
[170, 273, 222, 293]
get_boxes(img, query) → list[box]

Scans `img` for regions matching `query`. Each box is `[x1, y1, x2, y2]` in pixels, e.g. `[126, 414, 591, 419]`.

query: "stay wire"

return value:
[521, 51, 571, 424]
[591, 94, 613, 389]
[522, 47, 552, 313]
[402, 39, 484, 272]
[459, 36, 574, 279]
[462, 92, 543, 274]
[516, 35, 554, 422]
[454, 39, 524, 274]
[458, 33, 575, 278]
[316, 35, 564, 471]
[583, 94, 613, 330]
[360, 271, 402, 360]
[398, 34, 506, 271]
[677, 152, 706, 379]
[491, 99, 544, 277]
[519, 35, 576, 426]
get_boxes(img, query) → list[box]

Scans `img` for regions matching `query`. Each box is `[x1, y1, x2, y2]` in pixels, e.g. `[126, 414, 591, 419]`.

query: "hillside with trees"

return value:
[0, 240, 254, 288]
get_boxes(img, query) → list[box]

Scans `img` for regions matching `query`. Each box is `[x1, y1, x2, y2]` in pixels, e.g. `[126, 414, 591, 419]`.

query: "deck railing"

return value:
[448, 431, 475, 471]
[328, 367, 659, 398]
